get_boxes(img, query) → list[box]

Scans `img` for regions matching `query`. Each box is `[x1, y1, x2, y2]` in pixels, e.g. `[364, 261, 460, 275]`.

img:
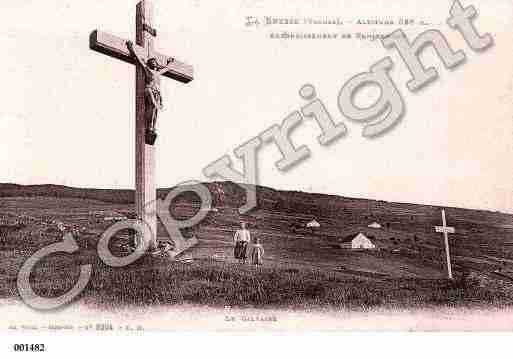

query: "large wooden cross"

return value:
[89, 0, 193, 250]
[435, 209, 456, 279]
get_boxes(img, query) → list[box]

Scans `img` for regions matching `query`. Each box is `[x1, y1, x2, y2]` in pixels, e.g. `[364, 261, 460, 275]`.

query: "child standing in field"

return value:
[249, 237, 264, 267]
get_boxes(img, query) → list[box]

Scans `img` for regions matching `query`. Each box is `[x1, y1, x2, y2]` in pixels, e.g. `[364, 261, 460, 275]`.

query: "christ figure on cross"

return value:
[126, 40, 174, 145]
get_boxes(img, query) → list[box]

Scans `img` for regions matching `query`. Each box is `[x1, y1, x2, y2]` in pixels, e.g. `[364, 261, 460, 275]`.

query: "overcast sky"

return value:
[1, 0, 512, 213]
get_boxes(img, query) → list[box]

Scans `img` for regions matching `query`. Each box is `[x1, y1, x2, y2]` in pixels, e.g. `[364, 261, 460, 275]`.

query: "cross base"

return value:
[150, 237, 199, 259]
[168, 238, 199, 259]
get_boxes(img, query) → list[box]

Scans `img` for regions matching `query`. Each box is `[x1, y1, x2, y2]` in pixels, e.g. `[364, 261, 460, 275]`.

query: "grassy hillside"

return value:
[1, 182, 513, 308]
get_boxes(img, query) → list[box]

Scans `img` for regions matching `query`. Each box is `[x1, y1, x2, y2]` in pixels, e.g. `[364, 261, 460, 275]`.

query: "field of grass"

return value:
[1, 182, 513, 310]
[1, 250, 510, 309]
[88, 258, 513, 309]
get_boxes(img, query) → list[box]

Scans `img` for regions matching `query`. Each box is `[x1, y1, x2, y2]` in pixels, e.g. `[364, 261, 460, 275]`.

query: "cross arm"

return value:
[89, 30, 193, 83]
[435, 226, 455, 234]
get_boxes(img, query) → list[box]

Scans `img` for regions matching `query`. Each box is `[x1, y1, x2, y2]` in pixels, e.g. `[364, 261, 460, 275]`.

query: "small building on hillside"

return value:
[339, 232, 376, 250]
[368, 222, 382, 229]
[306, 219, 321, 228]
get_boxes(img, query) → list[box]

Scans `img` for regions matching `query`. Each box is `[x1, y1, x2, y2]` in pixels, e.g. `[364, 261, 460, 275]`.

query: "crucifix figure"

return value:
[90, 0, 194, 251]
[435, 209, 456, 279]
[126, 40, 175, 145]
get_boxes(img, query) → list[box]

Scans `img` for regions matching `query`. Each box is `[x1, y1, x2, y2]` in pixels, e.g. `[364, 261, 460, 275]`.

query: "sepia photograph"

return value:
[1, 0, 513, 355]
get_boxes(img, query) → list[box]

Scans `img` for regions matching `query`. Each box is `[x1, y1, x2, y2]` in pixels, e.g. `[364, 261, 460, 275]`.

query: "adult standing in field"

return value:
[234, 222, 251, 264]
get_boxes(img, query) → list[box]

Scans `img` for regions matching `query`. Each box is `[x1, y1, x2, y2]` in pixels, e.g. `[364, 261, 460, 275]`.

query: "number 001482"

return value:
[13, 344, 45, 352]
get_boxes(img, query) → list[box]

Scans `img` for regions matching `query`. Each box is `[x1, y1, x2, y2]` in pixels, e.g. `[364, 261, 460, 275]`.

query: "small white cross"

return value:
[434, 209, 456, 279]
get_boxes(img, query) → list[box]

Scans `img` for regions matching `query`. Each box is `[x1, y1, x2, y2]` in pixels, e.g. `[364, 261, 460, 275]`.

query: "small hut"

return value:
[306, 219, 321, 228]
[368, 222, 382, 229]
[339, 232, 376, 250]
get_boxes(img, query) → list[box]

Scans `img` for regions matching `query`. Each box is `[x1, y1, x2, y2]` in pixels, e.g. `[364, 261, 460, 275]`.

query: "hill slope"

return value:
[1, 182, 513, 280]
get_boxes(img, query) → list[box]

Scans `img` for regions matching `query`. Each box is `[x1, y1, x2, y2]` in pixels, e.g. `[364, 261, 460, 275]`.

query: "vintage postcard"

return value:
[1, 0, 513, 352]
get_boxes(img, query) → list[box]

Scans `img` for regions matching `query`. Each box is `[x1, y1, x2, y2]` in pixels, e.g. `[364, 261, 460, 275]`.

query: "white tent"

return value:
[368, 222, 382, 229]
[306, 219, 321, 228]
